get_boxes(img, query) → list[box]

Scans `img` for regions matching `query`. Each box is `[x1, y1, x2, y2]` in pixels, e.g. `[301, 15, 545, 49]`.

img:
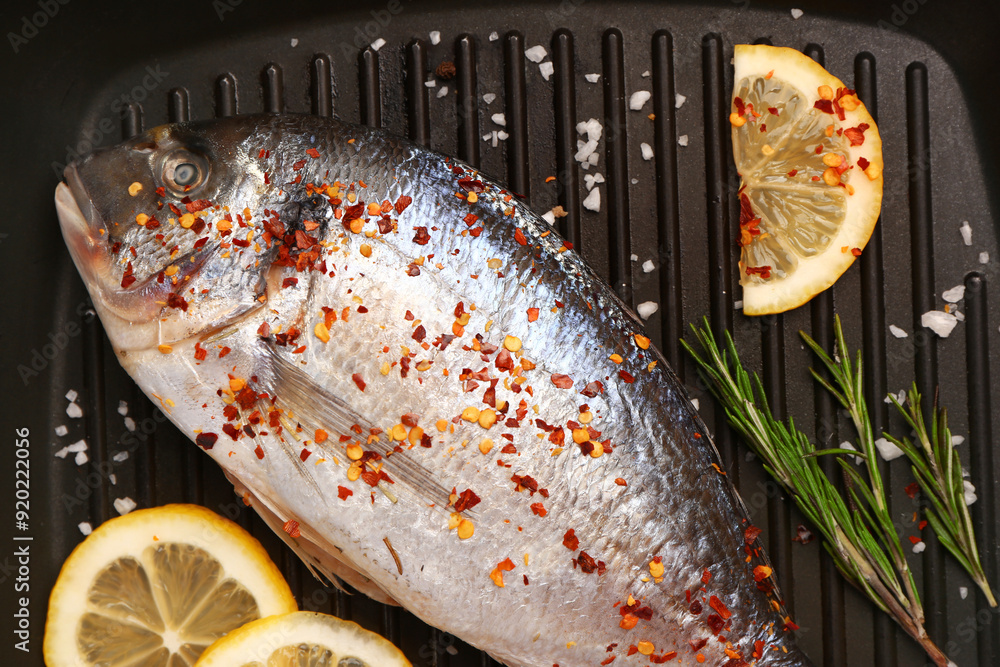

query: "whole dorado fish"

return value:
[55, 113, 813, 667]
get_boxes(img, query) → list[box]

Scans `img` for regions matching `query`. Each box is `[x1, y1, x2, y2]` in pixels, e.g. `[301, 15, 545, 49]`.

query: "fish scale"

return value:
[56, 113, 812, 667]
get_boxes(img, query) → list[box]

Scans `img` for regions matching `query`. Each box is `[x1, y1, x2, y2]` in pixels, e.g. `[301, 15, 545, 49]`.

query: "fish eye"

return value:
[173, 163, 199, 186]
[161, 149, 209, 195]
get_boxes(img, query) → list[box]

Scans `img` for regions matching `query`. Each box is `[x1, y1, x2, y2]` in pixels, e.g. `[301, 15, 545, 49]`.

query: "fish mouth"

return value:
[56, 167, 171, 350]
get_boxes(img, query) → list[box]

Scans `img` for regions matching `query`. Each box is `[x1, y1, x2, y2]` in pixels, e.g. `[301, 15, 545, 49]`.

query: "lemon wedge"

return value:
[194, 611, 412, 667]
[732, 44, 883, 315]
[44, 504, 297, 666]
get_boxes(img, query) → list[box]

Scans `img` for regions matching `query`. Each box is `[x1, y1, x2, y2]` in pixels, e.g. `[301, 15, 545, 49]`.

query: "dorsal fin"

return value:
[257, 340, 455, 509]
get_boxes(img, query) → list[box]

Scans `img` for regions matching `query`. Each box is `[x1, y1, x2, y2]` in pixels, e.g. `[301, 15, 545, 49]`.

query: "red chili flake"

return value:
[702, 567, 712, 584]
[690, 637, 709, 651]
[745, 525, 763, 544]
[263, 172, 270, 184]
[708, 595, 731, 620]
[195, 432, 217, 450]
[627, 646, 638, 656]
[194, 342, 207, 361]
[745, 265, 772, 280]
[121, 263, 136, 289]
[707, 613, 725, 634]
[851, 247, 862, 257]
[222, 423, 241, 441]
[581, 380, 604, 397]
[759, 124, 767, 132]
[282, 520, 301, 538]
[254, 444, 265, 459]
[904, 482, 920, 499]
[337, 486, 353, 500]
[530, 502, 547, 517]
[577, 551, 598, 573]
[767, 106, 779, 115]
[282, 277, 299, 288]
[844, 123, 869, 147]
[374, 216, 392, 234]
[457, 177, 485, 193]
[563, 528, 580, 550]
[525, 307, 540, 322]
[813, 99, 834, 114]
[454, 488, 481, 512]
[792, 524, 815, 544]
[463, 212, 478, 226]
[412, 325, 426, 342]
[787, 169, 798, 177]
[551, 374, 574, 389]
[753, 640, 765, 659]
[600, 657, 614, 665]
[858, 157, 871, 171]
[619, 370, 635, 383]
[918, 519, 928, 530]
[785, 619, 800, 631]
[514, 228, 527, 246]
[690, 599, 703, 614]
[500, 443, 517, 454]
[352, 373, 366, 391]
[299, 448, 311, 462]
[219, 346, 232, 358]
[395, 195, 413, 213]
[304, 147, 320, 158]
[185, 199, 212, 213]
[166, 293, 189, 311]
[733, 96, 746, 116]
[412, 226, 431, 245]
[908, 535, 922, 545]
[406, 263, 421, 276]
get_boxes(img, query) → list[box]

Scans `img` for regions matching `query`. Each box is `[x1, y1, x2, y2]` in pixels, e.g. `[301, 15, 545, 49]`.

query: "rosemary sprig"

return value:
[884, 384, 997, 607]
[683, 316, 949, 667]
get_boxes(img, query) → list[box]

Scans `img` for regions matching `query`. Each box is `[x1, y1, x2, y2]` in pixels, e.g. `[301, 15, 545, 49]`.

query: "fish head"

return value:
[56, 116, 287, 352]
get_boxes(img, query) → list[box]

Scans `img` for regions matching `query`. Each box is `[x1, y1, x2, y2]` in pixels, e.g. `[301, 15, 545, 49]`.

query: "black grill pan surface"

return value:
[2, 1, 999, 665]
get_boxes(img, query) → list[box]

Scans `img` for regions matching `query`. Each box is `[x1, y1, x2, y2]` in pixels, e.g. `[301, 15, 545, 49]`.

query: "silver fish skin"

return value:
[55, 113, 813, 667]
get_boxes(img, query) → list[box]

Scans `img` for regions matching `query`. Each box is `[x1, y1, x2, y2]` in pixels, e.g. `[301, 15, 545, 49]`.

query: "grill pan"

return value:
[2, 1, 999, 665]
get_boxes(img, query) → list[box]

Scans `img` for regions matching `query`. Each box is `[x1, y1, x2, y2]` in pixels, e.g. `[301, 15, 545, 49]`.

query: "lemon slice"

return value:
[731, 44, 883, 315]
[44, 504, 297, 667]
[194, 611, 412, 667]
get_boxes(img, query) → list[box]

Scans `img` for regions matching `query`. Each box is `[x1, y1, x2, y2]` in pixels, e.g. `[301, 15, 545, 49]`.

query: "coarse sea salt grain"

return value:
[539, 62, 554, 81]
[67, 439, 87, 453]
[631, 254, 638, 261]
[636, 301, 659, 320]
[429, 30, 441, 45]
[629, 90, 652, 111]
[954, 310, 965, 322]
[677, 135, 689, 147]
[113, 451, 129, 463]
[885, 389, 906, 405]
[491, 113, 506, 126]
[839, 441, 863, 465]
[691, 398, 699, 411]
[124, 417, 136, 432]
[912, 541, 926, 554]
[675, 93, 686, 109]
[75, 451, 88, 465]
[874, 437, 904, 461]
[582, 187, 601, 212]
[734, 300, 744, 310]
[960, 586, 969, 600]
[921, 310, 958, 337]
[54, 447, 69, 459]
[489, 31, 499, 41]
[436, 86, 449, 98]
[371, 37, 386, 51]
[980, 251, 989, 264]
[641, 70, 650, 78]
[960, 221, 972, 245]
[585, 73, 600, 83]
[942, 285, 965, 303]
[78, 522, 92, 536]
[290, 38, 298, 47]
[588, 153, 598, 165]
[542, 211, 556, 224]
[67, 402, 83, 418]
[54, 425, 68, 436]
[425, 79, 437, 88]
[952, 435, 965, 446]
[482, 92, 496, 104]
[642, 260, 655, 273]
[117, 400, 128, 416]
[576, 118, 602, 142]
[65, 389, 78, 402]
[524, 45, 547, 63]
[640, 143, 654, 160]
[497, 130, 509, 141]
[114, 497, 137, 516]
[964, 480, 978, 506]
[889, 324, 908, 338]
[575, 139, 599, 163]
[791, 8, 804, 18]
